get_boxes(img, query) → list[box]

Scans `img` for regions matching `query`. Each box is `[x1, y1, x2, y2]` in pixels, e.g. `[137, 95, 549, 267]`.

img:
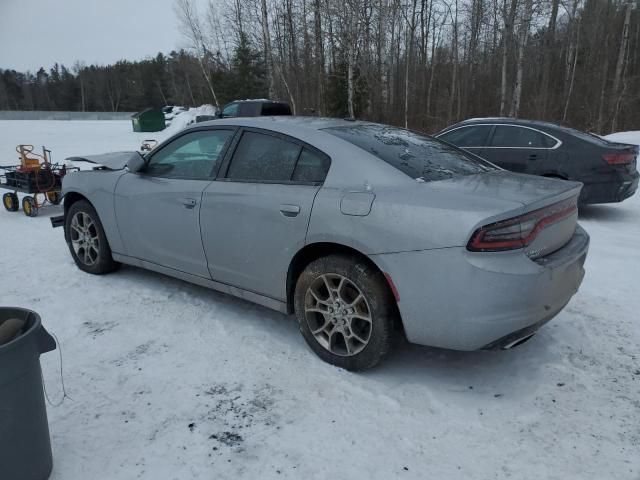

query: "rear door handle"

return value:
[279, 204, 301, 217]
[528, 153, 538, 161]
[180, 197, 197, 208]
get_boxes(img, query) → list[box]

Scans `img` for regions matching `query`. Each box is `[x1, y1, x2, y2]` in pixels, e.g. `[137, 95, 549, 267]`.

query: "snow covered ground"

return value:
[604, 131, 640, 146]
[1, 120, 639, 480]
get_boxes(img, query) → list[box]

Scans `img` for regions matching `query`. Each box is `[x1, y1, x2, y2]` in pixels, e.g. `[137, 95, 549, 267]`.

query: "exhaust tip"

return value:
[502, 332, 536, 350]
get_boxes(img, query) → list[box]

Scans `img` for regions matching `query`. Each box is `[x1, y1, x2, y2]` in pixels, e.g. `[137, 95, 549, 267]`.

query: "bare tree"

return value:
[500, 0, 518, 115]
[610, 1, 633, 132]
[509, 0, 533, 117]
[174, 0, 220, 107]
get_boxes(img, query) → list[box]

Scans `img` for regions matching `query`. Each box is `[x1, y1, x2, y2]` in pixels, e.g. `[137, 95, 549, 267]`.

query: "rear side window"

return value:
[238, 103, 257, 116]
[490, 126, 557, 148]
[324, 124, 495, 182]
[226, 131, 301, 182]
[439, 125, 493, 147]
[292, 149, 330, 183]
[261, 103, 292, 116]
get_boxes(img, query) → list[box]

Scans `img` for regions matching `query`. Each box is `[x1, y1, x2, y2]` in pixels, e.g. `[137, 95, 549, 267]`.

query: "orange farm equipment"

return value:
[1, 145, 78, 217]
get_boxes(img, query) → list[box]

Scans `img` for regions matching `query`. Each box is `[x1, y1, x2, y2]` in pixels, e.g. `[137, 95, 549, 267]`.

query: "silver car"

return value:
[54, 117, 589, 370]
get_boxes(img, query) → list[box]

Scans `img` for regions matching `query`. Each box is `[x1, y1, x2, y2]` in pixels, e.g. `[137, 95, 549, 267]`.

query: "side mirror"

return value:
[127, 153, 146, 173]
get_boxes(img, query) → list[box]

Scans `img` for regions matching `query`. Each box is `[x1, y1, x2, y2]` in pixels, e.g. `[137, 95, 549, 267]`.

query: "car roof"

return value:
[192, 115, 374, 134]
[226, 99, 288, 104]
[446, 117, 565, 131]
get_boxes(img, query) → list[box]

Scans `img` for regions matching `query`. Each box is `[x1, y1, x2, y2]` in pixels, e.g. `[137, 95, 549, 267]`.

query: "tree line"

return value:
[1, 0, 638, 134]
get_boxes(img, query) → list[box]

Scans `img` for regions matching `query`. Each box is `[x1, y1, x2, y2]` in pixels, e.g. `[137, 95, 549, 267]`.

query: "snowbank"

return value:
[603, 131, 640, 147]
[164, 105, 218, 135]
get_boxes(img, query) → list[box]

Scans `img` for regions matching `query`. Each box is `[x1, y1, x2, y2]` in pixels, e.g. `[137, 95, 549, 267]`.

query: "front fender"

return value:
[62, 170, 126, 254]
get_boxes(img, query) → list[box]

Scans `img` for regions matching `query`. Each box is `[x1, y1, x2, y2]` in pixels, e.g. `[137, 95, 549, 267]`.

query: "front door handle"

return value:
[528, 153, 538, 161]
[279, 204, 301, 217]
[180, 197, 197, 208]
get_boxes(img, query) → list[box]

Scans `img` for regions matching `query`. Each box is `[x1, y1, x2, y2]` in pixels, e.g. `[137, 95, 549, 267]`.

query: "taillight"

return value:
[602, 152, 636, 165]
[467, 198, 577, 252]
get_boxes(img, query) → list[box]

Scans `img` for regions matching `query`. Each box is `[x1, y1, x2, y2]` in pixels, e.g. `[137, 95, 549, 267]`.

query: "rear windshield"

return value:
[324, 124, 496, 182]
[555, 125, 611, 146]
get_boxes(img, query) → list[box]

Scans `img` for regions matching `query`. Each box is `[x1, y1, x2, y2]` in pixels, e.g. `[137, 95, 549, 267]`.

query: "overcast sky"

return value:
[0, 0, 200, 72]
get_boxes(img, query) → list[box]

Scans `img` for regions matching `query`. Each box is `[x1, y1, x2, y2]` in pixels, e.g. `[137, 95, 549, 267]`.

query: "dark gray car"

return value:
[219, 99, 292, 118]
[55, 117, 589, 370]
[436, 118, 639, 204]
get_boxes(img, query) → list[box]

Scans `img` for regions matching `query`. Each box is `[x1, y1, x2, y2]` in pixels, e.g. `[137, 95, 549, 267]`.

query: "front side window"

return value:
[324, 124, 495, 182]
[490, 126, 557, 148]
[226, 131, 302, 182]
[145, 130, 232, 178]
[439, 125, 493, 147]
[221, 103, 239, 118]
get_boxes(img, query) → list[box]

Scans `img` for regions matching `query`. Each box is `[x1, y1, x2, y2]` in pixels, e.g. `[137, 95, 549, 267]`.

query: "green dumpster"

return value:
[131, 108, 165, 132]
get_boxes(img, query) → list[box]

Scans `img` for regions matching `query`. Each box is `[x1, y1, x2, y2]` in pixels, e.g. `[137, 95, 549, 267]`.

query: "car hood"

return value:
[66, 151, 141, 170]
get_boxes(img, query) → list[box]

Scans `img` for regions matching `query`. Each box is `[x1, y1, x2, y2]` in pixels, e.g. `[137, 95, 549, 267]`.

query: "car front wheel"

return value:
[65, 200, 119, 275]
[294, 254, 394, 371]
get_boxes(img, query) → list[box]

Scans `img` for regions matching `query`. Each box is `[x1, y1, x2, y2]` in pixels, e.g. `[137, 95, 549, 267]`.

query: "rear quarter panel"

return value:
[306, 182, 525, 254]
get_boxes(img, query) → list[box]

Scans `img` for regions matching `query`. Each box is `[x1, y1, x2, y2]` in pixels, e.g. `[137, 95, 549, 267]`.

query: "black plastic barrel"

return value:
[0, 307, 56, 480]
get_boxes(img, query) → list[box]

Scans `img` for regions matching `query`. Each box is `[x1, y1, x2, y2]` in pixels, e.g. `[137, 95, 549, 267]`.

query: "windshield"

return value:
[324, 124, 496, 182]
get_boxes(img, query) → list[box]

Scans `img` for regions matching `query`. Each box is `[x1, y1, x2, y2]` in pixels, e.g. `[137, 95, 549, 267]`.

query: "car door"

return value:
[200, 128, 331, 301]
[482, 125, 554, 173]
[437, 124, 494, 158]
[114, 128, 235, 277]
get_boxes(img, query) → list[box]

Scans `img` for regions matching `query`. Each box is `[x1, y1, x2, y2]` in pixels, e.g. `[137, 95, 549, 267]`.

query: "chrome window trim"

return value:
[438, 123, 563, 150]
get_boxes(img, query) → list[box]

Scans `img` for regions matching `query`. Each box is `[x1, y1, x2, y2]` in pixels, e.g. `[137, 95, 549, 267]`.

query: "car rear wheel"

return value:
[65, 200, 120, 275]
[294, 254, 393, 370]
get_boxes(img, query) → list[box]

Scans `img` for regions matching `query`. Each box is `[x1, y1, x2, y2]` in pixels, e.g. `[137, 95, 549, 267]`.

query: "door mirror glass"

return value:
[127, 153, 146, 173]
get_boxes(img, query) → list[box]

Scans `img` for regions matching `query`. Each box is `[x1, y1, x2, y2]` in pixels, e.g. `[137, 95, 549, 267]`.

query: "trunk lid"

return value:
[426, 171, 582, 258]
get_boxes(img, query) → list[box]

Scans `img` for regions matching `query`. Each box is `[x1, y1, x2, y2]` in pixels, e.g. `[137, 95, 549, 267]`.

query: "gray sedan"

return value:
[55, 117, 589, 370]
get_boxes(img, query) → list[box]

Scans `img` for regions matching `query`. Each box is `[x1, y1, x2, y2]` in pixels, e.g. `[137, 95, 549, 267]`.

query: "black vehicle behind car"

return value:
[219, 99, 292, 118]
[436, 118, 639, 204]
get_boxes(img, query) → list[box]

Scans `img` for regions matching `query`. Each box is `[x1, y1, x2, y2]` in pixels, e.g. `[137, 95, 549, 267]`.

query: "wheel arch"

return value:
[62, 192, 98, 242]
[63, 191, 92, 214]
[286, 242, 402, 330]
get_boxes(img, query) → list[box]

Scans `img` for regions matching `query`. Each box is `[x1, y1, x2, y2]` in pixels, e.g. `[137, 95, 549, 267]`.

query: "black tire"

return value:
[294, 254, 394, 371]
[2, 192, 19, 212]
[65, 200, 120, 274]
[22, 196, 38, 217]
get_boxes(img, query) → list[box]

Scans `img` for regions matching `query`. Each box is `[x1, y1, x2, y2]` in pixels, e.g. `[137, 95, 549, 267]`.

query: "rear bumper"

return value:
[579, 171, 639, 204]
[372, 225, 589, 351]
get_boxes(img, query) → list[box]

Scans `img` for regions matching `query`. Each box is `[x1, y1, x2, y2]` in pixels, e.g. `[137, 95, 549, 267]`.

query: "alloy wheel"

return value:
[304, 273, 373, 356]
[70, 212, 100, 266]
